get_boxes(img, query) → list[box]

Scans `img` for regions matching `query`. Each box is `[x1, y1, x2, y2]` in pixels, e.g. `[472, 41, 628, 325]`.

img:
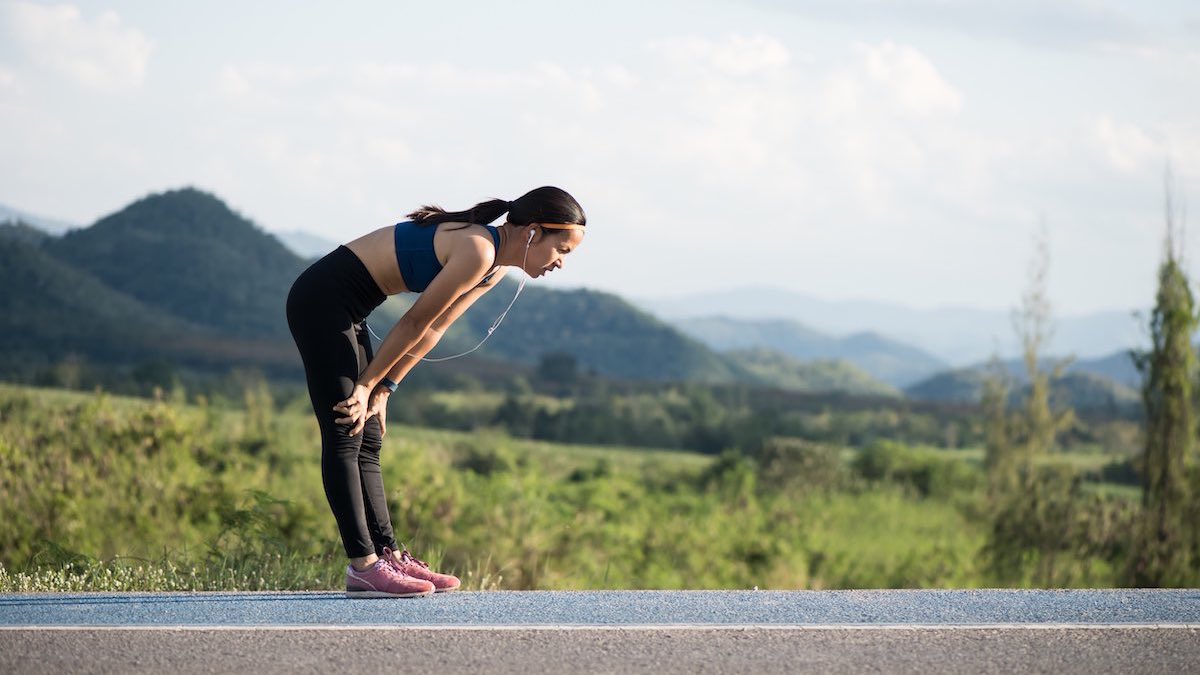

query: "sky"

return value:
[1, 0, 1198, 315]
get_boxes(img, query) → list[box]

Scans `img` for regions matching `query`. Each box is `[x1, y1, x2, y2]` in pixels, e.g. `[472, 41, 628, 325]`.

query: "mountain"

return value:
[379, 281, 752, 383]
[0, 203, 77, 235]
[6, 187, 1130, 400]
[904, 363, 1140, 415]
[724, 347, 899, 397]
[668, 315, 947, 387]
[273, 229, 339, 260]
[4, 188, 847, 391]
[44, 188, 307, 339]
[1073, 351, 1140, 389]
[0, 221, 52, 248]
[631, 287, 1145, 367]
[0, 236, 193, 370]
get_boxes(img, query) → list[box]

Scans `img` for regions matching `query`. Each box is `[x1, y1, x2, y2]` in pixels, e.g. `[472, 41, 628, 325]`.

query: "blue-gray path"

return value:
[2, 589, 1198, 627]
[3, 590, 1198, 674]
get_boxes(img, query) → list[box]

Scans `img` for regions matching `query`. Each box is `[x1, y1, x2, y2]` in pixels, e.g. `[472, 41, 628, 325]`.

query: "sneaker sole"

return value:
[433, 585, 461, 593]
[345, 589, 434, 599]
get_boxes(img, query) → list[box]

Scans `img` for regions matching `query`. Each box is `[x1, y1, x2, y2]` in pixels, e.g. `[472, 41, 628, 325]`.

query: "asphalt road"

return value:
[2, 590, 1198, 673]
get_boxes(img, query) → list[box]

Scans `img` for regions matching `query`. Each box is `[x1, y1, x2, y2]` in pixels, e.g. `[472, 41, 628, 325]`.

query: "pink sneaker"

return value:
[384, 546, 461, 593]
[345, 559, 435, 598]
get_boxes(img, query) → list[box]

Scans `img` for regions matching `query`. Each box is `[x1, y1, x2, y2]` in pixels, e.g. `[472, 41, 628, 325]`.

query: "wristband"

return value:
[379, 377, 399, 393]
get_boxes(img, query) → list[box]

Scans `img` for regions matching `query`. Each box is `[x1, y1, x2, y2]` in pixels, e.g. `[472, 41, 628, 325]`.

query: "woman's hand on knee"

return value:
[333, 384, 371, 435]
[366, 388, 390, 438]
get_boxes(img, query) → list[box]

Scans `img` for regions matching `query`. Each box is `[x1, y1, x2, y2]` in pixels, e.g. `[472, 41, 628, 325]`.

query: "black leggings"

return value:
[286, 245, 397, 559]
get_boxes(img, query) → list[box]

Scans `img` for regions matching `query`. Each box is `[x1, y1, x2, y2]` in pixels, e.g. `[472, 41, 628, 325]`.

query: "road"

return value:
[2, 589, 1198, 673]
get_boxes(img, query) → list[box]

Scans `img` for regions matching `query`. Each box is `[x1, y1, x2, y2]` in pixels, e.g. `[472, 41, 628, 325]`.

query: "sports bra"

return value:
[393, 220, 501, 292]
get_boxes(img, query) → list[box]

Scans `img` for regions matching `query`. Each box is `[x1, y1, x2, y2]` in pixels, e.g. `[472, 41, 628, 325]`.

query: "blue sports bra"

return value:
[393, 220, 501, 292]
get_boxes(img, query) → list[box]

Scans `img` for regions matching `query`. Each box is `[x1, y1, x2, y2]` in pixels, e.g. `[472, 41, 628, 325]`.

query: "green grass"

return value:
[0, 382, 1147, 592]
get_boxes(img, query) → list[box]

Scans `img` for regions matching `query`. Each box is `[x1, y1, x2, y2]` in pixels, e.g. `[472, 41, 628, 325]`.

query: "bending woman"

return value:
[286, 186, 586, 598]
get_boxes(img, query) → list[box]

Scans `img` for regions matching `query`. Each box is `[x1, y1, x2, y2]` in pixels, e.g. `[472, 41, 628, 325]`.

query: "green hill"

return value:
[1, 188, 756, 387]
[381, 281, 752, 384]
[724, 346, 900, 397]
[0, 236, 190, 370]
[672, 315, 947, 387]
[904, 367, 1140, 415]
[45, 187, 306, 339]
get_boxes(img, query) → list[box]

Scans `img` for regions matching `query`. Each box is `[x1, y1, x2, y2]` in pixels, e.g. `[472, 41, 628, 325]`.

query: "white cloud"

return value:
[202, 35, 987, 251]
[648, 34, 792, 76]
[855, 41, 963, 116]
[1090, 116, 1160, 173]
[3, 1, 152, 91]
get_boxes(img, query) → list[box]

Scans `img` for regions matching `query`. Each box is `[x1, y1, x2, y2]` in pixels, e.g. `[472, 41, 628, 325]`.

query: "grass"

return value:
[0, 382, 1148, 592]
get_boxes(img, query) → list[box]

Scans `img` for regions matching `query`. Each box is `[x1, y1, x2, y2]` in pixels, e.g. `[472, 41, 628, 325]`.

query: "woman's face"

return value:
[524, 224, 584, 279]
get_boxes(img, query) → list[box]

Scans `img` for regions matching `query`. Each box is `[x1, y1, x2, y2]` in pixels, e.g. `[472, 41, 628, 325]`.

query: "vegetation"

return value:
[2, 185, 1195, 592]
[0, 381, 1142, 592]
[1127, 180, 1199, 585]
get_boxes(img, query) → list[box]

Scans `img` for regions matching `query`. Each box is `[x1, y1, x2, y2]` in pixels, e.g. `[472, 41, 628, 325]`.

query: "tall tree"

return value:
[1010, 223, 1076, 485]
[982, 352, 1016, 494]
[985, 224, 1079, 585]
[1129, 172, 1197, 586]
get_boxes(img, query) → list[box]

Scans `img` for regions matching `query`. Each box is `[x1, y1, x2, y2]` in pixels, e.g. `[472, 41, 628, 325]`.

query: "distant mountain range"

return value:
[632, 288, 1145, 367]
[0, 203, 77, 235]
[669, 316, 948, 388]
[274, 230, 339, 260]
[0, 190, 895, 395]
[0, 191, 1144, 410]
[904, 367, 1140, 416]
[666, 312, 1142, 410]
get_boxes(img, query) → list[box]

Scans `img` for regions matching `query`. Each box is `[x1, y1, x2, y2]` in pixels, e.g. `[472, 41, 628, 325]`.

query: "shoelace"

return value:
[374, 558, 408, 581]
[400, 547, 431, 570]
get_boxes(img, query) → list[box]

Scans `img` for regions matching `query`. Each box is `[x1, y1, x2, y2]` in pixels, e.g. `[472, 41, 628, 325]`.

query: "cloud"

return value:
[1089, 116, 1160, 173]
[3, 1, 152, 91]
[825, 41, 962, 117]
[0, 65, 17, 90]
[648, 34, 793, 75]
[169, 32, 1188, 312]
[205, 35, 978, 216]
[747, 0, 1150, 52]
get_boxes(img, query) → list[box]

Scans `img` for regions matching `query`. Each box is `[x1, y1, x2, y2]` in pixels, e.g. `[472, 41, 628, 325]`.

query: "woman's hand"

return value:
[332, 384, 371, 436]
[365, 387, 390, 438]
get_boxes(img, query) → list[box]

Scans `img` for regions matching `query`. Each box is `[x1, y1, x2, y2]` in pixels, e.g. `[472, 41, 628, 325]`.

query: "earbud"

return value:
[527, 230, 535, 244]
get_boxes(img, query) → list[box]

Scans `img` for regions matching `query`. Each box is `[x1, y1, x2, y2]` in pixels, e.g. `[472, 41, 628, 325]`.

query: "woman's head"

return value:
[407, 185, 585, 279]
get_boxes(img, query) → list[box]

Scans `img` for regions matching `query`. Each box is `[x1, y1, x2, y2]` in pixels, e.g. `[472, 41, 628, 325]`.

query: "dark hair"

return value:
[407, 186, 586, 234]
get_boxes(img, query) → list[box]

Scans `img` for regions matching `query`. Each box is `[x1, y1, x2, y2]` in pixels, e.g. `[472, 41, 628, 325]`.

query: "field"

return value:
[0, 383, 1136, 592]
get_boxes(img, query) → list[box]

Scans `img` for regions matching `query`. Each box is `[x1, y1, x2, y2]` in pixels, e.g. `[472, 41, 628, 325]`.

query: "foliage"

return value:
[0, 381, 1150, 592]
[1126, 183, 1199, 587]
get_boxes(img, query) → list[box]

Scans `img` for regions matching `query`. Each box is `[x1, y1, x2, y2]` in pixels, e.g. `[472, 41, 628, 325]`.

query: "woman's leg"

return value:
[355, 322, 400, 556]
[288, 305, 377, 561]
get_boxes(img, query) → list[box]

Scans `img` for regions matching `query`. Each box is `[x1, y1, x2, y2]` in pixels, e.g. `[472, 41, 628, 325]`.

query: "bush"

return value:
[753, 436, 847, 493]
[853, 440, 981, 499]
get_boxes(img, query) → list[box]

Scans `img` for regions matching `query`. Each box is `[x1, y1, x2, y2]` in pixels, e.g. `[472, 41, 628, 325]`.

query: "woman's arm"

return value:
[357, 237, 494, 390]
[380, 267, 509, 385]
[332, 236, 494, 434]
[382, 326, 445, 384]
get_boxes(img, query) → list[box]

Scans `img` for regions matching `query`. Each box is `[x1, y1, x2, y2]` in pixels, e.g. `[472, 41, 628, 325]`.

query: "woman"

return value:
[286, 186, 586, 598]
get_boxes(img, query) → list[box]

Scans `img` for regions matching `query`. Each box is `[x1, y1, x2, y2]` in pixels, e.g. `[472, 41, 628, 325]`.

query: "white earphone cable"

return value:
[364, 227, 533, 362]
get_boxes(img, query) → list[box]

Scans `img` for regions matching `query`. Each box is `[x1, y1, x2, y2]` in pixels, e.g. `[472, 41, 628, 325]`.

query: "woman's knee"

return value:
[359, 416, 383, 456]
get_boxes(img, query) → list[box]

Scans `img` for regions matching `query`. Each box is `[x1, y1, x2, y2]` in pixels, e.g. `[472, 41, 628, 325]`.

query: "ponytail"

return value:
[406, 186, 585, 232]
[407, 198, 510, 228]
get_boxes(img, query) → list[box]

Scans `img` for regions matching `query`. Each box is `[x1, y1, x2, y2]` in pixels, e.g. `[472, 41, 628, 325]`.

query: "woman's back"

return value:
[344, 221, 499, 296]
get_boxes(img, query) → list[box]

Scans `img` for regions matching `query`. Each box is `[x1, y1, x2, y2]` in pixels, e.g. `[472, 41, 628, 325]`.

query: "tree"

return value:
[1009, 223, 1075, 485]
[984, 223, 1079, 585]
[982, 352, 1016, 494]
[1128, 171, 1197, 586]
